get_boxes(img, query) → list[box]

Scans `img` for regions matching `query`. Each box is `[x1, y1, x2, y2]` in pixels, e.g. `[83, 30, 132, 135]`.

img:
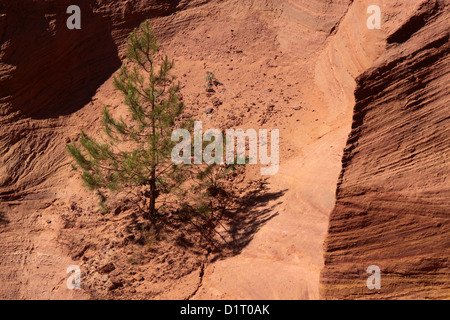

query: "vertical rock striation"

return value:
[321, 0, 450, 299]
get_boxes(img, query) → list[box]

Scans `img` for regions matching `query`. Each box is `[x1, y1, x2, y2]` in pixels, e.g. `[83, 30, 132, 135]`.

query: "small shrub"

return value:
[203, 72, 218, 90]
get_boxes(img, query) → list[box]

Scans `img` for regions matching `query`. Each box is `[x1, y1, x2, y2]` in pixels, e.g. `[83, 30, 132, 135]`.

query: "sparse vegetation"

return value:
[67, 20, 243, 250]
[67, 20, 191, 221]
[203, 72, 218, 91]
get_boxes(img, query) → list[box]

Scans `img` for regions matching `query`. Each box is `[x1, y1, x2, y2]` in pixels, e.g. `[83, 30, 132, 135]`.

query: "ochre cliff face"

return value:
[0, 0, 205, 121]
[0, 0, 448, 300]
[321, 0, 450, 299]
[0, 0, 209, 299]
[0, 0, 207, 200]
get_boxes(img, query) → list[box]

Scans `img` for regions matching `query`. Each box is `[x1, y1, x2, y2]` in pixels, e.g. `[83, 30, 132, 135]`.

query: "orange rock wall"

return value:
[321, 0, 450, 299]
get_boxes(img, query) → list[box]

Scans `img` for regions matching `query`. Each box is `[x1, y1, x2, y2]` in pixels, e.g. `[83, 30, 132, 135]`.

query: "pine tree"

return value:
[67, 20, 190, 220]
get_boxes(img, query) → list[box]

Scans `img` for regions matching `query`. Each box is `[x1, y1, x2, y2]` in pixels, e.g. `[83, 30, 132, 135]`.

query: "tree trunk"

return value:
[149, 168, 156, 219]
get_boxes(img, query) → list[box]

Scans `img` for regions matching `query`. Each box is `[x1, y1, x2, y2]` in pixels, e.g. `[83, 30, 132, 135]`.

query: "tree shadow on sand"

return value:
[170, 180, 287, 262]
[216, 182, 286, 260]
[121, 180, 286, 263]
